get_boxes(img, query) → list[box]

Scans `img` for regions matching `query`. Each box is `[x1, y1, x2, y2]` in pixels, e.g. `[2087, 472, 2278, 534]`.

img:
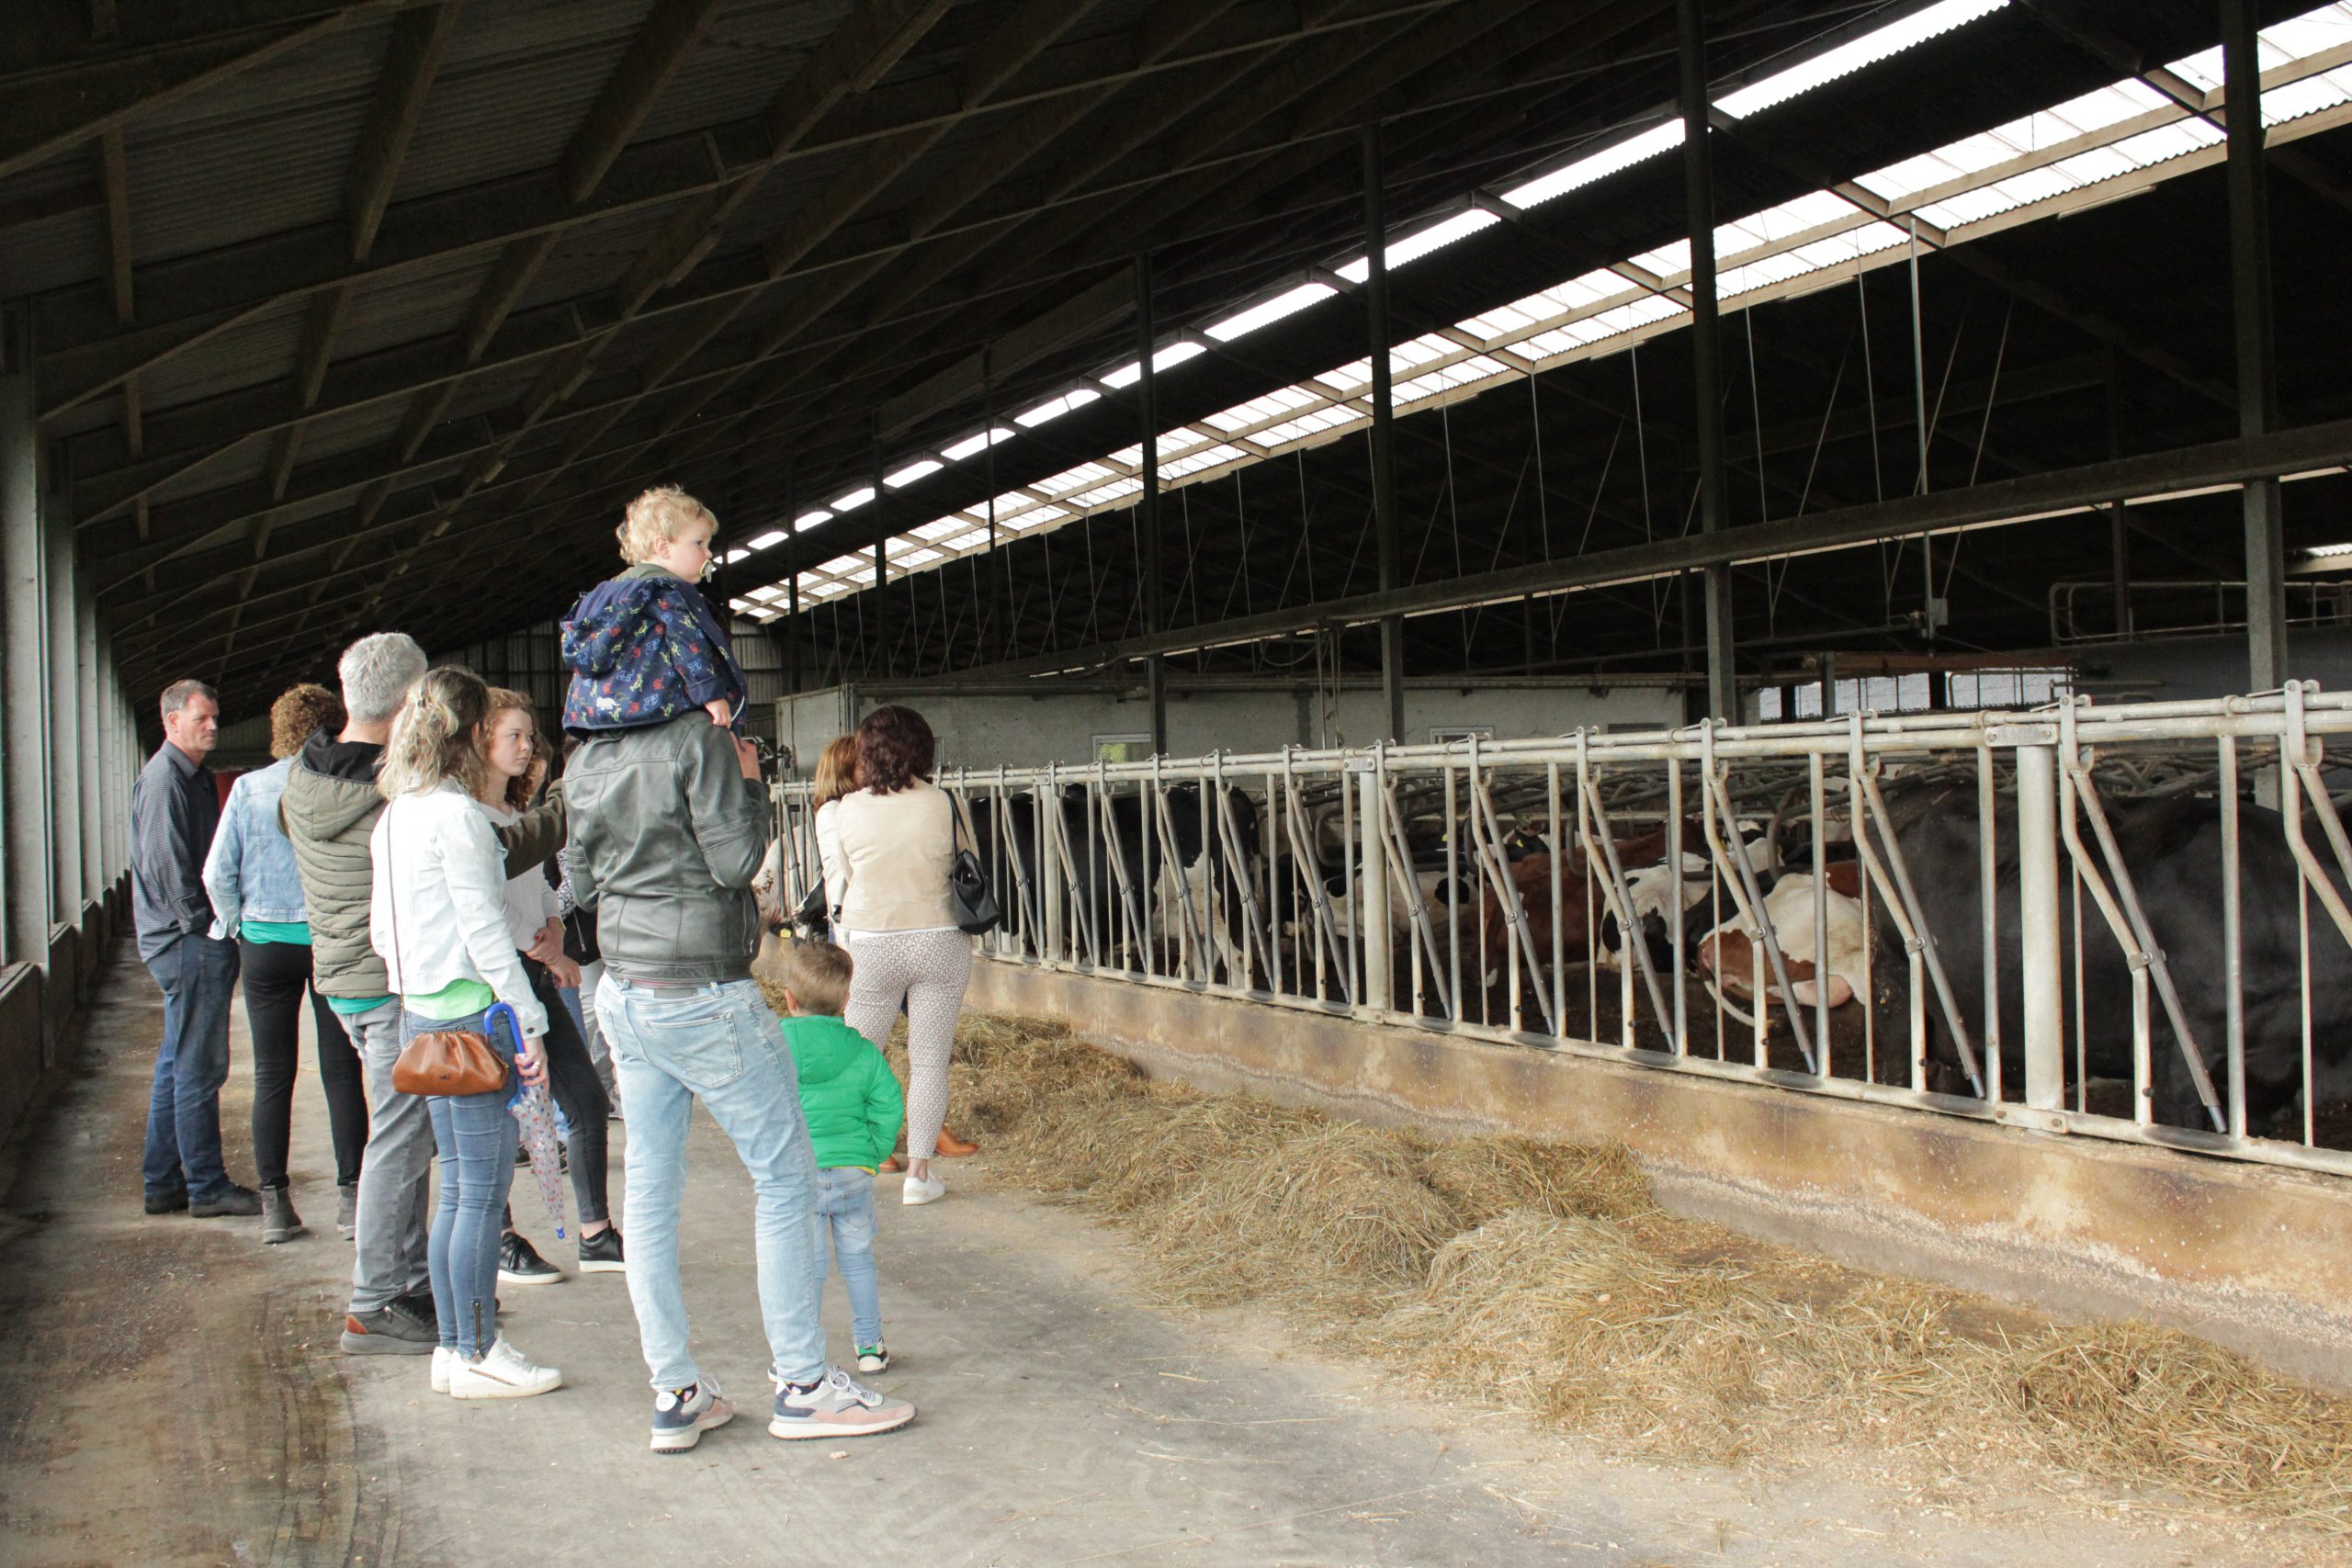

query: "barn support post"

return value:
[1363, 123, 1405, 743]
[1136, 254, 1168, 757]
[1678, 0, 1737, 722]
[871, 443, 888, 679]
[1356, 756, 1391, 1015]
[2105, 356, 2132, 638]
[2016, 741, 2065, 1112]
[2223, 0, 2286, 692]
[46, 460, 82, 919]
[0, 303, 55, 971]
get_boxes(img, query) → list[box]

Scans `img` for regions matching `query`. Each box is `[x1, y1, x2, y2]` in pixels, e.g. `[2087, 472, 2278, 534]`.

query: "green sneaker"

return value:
[856, 1344, 889, 1373]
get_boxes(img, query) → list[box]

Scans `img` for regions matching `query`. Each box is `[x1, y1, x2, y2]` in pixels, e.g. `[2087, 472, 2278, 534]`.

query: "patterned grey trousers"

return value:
[842, 929, 974, 1162]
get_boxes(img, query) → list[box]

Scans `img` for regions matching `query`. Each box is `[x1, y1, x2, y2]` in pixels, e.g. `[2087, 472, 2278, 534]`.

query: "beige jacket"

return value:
[833, 781, 957, 932]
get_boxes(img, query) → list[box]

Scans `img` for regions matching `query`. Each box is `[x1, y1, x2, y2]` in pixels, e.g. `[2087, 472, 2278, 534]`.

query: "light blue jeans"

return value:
[598, 974, 828, 1392]
[813, 1166, 883, 1350]
[416, 1006, 519, 1359]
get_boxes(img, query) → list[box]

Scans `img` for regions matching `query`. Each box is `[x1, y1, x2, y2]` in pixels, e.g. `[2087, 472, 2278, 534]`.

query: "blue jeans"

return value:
[414, 1007, 518, 1358]
[813, 1166, 883, 1350]
[597, 974, 827, 1392]
[141, 932, 241, 1201]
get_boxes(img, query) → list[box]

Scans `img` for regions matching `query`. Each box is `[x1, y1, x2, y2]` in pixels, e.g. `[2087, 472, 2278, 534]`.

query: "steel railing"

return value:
[775, 682, 2352, 1178]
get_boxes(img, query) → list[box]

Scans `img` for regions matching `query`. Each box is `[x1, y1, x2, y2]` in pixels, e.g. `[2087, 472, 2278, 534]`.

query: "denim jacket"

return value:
[203, 756, 309, 937]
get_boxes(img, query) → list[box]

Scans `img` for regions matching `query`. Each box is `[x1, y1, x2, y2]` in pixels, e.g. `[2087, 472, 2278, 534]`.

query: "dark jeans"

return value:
[525, 956, 611, 1226]
[239, 937, 368, 1190]
[414, 1005, 518, 1358]
[142, 932, 240, 1202]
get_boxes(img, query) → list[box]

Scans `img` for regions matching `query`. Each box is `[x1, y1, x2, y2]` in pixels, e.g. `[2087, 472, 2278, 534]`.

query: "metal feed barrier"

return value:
[775, 683, 2352, 1179]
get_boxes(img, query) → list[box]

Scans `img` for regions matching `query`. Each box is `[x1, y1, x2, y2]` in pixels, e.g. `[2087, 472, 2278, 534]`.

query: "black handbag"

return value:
[947, 798, 1001, 936]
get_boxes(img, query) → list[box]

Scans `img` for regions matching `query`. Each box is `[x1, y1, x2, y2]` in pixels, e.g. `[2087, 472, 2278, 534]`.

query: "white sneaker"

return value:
[430, 1346, 456, 1394]
[448, 1336, 562, 1400]
[901, 1172, 945, 1206]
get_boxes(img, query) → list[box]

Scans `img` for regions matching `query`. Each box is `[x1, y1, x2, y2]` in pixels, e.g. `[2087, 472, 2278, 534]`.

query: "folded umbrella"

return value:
[491, 1002, 569, 1243]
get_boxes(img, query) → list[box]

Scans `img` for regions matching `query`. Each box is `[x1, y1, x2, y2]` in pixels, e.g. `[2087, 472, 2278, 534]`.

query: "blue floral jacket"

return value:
[560, 564, 748, 736]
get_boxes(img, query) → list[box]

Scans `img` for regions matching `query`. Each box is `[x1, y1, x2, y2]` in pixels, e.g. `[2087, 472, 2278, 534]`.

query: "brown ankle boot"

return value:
[933, 1127, 979, 1158]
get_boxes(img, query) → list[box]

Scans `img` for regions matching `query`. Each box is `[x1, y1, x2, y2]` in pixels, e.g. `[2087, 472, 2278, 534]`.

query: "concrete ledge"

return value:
[0, 963, 44, 1146]
[971, 959, 2352, 1389]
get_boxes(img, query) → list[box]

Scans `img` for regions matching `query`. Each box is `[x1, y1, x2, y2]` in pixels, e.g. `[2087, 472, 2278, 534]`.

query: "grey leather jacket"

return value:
[564, 714, 767, 985]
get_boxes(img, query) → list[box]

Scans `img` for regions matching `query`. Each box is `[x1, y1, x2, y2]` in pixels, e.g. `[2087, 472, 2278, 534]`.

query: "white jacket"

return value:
[369, 781, 548, 1037]
[816, 799, 847, 919]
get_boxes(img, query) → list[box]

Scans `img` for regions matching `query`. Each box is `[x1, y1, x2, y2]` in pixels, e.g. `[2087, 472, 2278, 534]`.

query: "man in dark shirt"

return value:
[132, 678, 258, 1217]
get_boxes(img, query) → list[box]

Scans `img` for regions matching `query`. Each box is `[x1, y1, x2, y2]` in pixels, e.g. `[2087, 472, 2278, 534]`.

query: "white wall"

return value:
[777, 679, 1686, 775]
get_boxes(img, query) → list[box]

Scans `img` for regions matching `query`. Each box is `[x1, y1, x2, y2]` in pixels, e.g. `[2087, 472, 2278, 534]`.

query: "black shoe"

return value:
[578, 1227, 625, 1275]
[143, 1188, 188, 1215]
[191, 1183, 263, 1218]
[340, 1296, 436, 1356]
[497, 1231, 562, 1286]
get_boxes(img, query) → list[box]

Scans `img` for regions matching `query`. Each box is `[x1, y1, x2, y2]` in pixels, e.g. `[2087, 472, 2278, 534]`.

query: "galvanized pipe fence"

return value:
[776, 682, 2352, 1179]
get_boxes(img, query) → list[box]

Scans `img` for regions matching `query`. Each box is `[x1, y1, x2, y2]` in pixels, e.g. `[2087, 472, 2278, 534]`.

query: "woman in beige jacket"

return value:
[832, 706, 975, 1205]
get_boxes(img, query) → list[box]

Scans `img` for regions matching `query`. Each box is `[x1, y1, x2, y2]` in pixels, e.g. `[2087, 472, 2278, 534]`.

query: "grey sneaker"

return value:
[260, 1186, 307, 1244]
[768, 1368, 914, 1440]
[651, 1380, 735, 1453]
[341, 1297, 436, 1355]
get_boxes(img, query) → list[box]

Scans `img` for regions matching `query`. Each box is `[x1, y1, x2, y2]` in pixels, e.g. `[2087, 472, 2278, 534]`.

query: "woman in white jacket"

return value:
[370, 666, 560, 1401]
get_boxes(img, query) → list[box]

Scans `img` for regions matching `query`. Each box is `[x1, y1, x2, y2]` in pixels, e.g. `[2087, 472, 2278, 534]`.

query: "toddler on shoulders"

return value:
[560, 485, 748, 737]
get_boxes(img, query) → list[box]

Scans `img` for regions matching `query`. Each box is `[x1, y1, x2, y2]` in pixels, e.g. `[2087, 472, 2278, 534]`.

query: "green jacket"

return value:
[784, 1014, 905, 1171]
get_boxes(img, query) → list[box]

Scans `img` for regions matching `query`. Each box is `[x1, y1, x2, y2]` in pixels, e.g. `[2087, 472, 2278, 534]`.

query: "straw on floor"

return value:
[894, 1009, 2352, 1531]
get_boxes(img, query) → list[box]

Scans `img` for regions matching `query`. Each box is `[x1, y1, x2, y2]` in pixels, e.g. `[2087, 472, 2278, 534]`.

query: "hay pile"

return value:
[902, 1009, 2352, 1529]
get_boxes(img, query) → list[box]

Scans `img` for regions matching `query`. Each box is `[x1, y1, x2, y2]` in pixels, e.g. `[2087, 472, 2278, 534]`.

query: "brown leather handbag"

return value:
[381, 804, 511, 1098]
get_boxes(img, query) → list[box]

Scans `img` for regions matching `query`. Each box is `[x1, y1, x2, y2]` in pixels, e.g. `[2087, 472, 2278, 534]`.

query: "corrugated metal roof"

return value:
[390, 0, 652, 206]
[135, 292, 311, 412]
[635, 0, 852, 145]
[119, 25, 385, 270]
[335, 252, 497, 362]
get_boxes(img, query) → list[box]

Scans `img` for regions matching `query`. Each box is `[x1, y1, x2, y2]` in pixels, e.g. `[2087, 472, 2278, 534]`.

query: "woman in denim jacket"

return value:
[203, 683, 368, 1244]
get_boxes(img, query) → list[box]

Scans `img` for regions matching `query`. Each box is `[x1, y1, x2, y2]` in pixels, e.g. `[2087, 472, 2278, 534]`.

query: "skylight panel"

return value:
[1717, 0, 2008, 119]
[795, 509, 831, 528]
[940, 427, 1013, 461]
[1001, 505, 1064, 530]
[1160, 443, 1250, 480]
[1718, 189, 1863, 254]
[942, 529, 989, 550]
[745, 529, 786, 550]
[1014, 388, 1100, 426]
[1499, 120, 1683, 210]
[1069, 476, 1144, 509]
[887, 542, 944, 569]
[722, 548, 750, 565]
[1334, 209, 1500, 283]
[1719, 250, 1818, 297]
[816, 554, 866, 576]
[749, 585, 787, 603]
[2264, 71, 2352, 124]
[832, 486, 875, 510]
[1316, 357, 1372, 396]
[1206, 283, 1336, 341]
[1257, 405, 1362, 447]
[1036, 461, 1114, 498]
[1100, 343, 1207, 388]
[911, 517, 965, 541]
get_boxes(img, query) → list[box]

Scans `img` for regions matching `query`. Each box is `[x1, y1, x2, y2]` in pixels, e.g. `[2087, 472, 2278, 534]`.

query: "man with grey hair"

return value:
[284, 632, 571, 1351]
[136, 677, 258, 1217]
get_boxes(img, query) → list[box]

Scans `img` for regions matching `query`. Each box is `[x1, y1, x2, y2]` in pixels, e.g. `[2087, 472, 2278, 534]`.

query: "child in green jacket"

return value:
[779, 940, 906, 1372]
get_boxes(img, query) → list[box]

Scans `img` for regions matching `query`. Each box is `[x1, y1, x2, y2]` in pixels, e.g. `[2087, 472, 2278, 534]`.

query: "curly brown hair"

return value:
[853, 705, 933, 795]
[269, 682, 345, 759]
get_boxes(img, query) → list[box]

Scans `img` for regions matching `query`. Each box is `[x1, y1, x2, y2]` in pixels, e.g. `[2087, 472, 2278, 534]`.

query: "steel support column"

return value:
[1679, 0, 1736, 721]
[871, 445, 888, 679]
[1136, 254, 1168, 756]
[77, 536, 103, 905]
[1363, 124, 1405, 742]
[1, 305, 55, 968]
[2224, 0, 2286, 689]
[96, 627, 122, 885]
[47, 458, 83, 918]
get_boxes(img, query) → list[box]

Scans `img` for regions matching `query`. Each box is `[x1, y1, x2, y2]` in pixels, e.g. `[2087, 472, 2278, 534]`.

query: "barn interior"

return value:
[10, 2, 2352, 1563]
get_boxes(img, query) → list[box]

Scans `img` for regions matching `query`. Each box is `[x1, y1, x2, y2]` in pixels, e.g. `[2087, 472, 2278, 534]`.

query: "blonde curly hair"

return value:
[377, 666, 491, 801]
[616, 484, 717, 566]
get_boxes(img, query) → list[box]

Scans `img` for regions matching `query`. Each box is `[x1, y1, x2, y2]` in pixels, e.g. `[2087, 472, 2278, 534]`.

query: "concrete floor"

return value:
[0, 945, 2336, 1568]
